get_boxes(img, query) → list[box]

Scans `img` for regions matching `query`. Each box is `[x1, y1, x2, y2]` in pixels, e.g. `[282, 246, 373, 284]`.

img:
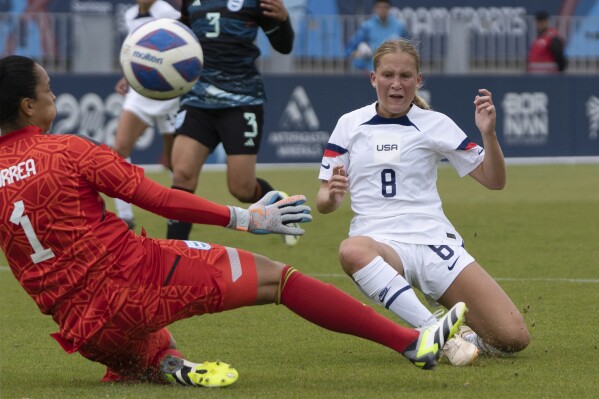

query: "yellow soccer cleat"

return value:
[161, 356, 238, 388]
[402, 302, 467, 370]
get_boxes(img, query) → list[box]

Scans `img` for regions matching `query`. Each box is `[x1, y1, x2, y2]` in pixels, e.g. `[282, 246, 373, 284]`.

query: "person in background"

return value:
[167, 0, 300, 246]
[2, 0, 57, 61]
[0, 54, 467, 388]
[344, 0, 405, 72]
[527, 10, 567, 74]
[112, 0, 181, 230]
[317, 39, 530, 366]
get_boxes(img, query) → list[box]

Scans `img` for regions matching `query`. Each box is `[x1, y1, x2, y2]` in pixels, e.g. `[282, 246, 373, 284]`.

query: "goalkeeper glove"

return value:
[227, 191, 312, 235]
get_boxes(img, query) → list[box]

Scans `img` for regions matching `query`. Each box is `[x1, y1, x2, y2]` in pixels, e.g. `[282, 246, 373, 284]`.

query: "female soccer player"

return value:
[0, 55, 465, 388]
[317, 39, 530, 362]
[167, 0, 300, 246]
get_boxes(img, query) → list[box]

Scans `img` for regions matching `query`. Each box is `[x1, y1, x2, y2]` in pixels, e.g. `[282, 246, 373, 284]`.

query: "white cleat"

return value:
[442, 335, 479, 366]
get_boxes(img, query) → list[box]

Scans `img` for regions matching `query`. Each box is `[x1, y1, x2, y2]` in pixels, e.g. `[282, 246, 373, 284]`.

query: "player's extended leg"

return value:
[167, 134, 211, 239]
[437, 261, 530, 353]
[112, 110, 149, 228]
[338, 236, 479, 366]
[339, 236, 438, 327]
[250, 254, 466, 369]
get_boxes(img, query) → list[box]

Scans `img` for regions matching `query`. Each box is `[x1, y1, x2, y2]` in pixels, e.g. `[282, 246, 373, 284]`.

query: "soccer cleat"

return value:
[277, 191, 300, 246]
[456, 324, 476, 340]
[442, 335, 479, 366]
[160, 355, 238, 388]
[432, 311, 479, 366]
[402, 301, 467, 370]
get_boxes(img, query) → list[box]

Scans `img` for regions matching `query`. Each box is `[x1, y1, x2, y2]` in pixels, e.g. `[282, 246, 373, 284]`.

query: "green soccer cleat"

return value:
[402, 301, 467, 370]
[277, 191, 300, 246]
[160, 355, 238, 388]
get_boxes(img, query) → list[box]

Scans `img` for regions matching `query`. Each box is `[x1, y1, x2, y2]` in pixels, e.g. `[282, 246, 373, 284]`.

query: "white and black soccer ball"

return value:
[119, 18, 203, 100]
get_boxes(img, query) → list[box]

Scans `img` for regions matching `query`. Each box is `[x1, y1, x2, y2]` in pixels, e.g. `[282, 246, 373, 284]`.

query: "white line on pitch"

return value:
[1, 266, 597, 283]
[310, 273, 599, 284]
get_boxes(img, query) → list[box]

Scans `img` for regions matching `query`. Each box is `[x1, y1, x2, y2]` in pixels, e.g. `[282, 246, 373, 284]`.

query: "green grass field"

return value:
[1, 163, 598, 399]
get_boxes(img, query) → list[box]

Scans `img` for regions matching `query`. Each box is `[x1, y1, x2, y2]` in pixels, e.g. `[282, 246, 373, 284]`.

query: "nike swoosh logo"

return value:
[478, 148, 484, 155]
[321, 163, 331, 169]
[448, 256, 460, 271]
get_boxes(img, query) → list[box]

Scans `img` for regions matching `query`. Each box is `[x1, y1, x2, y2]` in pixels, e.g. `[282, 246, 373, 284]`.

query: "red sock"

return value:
[279, 266, 419, 353]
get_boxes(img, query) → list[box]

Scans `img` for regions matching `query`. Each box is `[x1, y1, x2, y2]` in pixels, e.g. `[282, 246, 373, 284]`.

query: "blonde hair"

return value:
[372, 39, 430, 110]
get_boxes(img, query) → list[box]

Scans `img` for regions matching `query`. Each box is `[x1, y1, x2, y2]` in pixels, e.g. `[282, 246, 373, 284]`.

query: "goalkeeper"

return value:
[1, 54, 467, 388]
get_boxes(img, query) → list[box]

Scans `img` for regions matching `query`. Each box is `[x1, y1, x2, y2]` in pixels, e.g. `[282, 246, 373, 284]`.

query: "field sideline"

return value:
[1, 163, 598, 398]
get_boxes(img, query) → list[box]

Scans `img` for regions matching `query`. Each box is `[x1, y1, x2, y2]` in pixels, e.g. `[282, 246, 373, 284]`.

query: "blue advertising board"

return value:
[48, 73, 599, 165]
[260, 74, 599, 162]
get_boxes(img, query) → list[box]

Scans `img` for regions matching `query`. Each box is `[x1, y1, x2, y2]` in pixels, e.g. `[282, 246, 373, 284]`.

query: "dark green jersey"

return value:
[180, 0, 293, 108]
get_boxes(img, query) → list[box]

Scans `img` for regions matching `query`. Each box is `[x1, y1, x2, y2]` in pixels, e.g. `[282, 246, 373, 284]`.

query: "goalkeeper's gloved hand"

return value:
[227, 191, 312, 235]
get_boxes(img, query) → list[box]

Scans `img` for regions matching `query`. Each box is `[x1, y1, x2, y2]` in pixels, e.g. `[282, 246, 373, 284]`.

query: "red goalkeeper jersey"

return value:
[0, 127, 147, 345]
[1, 126, 233, 351]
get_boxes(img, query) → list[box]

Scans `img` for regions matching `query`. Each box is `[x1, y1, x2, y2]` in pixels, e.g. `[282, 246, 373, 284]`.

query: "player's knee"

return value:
[494, 322, 531, 353]
[171, 167, 197, 188]
[254, 255, 285, 304]
[506, 325, 531, 352]
[338, 238, 368, 275]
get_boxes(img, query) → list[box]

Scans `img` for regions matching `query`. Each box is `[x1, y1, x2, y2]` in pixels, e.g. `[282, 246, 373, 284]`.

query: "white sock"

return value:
[352, 256, 437, 327]
[114, 157, 134, 220]
[462, 331, 511, 356]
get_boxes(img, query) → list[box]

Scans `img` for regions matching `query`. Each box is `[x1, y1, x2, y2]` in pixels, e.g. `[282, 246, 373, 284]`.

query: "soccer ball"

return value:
[119, 18, 203, 100]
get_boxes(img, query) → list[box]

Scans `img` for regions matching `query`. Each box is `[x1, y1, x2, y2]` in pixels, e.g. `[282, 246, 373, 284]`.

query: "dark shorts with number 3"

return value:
[175, 105, 264, 155]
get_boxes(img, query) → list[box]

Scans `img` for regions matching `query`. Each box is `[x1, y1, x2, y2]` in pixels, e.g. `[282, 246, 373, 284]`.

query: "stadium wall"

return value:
[48, 74, 599, 165]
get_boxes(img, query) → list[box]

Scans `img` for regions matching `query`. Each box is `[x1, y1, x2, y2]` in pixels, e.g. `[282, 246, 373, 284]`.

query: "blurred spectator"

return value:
[344, 0, 405, 72]
[527, 10, 567, 74]
[1, 0, 56, 60]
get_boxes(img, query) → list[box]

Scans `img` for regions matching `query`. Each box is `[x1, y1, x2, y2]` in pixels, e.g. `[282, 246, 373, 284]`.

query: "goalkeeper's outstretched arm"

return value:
[129, 176, 311, 235]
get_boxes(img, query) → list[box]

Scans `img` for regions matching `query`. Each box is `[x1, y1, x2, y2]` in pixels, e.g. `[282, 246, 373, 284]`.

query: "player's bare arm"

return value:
[317, 165, 348, 214]
[469, 89, 506, 190]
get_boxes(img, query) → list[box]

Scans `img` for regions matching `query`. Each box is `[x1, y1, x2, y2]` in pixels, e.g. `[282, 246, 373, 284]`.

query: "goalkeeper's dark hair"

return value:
[0, 55, 37, 128]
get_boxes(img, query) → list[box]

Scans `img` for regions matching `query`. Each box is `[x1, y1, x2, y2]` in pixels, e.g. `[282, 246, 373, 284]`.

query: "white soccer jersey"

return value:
[319, 103, 485, 245]
[124, 1, 181, 33]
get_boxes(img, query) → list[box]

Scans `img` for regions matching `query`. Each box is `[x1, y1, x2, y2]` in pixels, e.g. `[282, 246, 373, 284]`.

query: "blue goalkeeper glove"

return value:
[227, 191, 312, 235]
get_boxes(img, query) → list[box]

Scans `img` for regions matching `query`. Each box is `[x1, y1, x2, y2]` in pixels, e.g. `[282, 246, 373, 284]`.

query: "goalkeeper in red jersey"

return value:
[0, 55, 466, 388]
